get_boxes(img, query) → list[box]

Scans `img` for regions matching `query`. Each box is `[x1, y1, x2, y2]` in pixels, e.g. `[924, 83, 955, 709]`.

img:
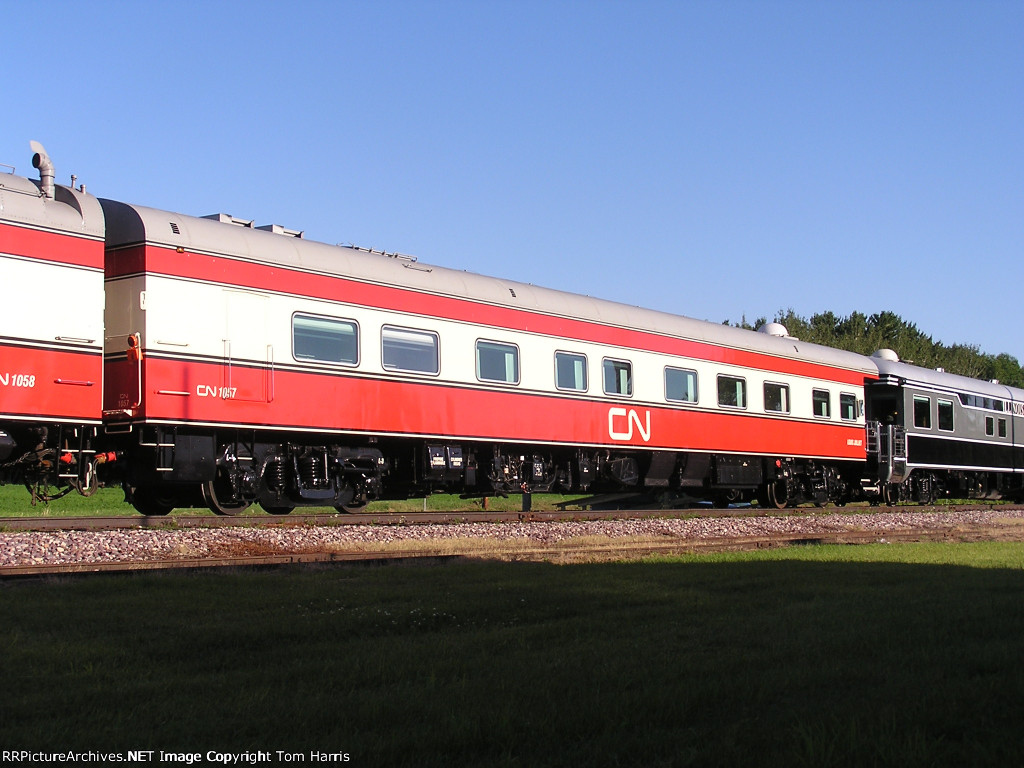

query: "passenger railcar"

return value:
[0, 144, 107, 501]
[98, 197, 877, 514]
[3, 142, 1024, 514]
[865, 350, 1024, 502]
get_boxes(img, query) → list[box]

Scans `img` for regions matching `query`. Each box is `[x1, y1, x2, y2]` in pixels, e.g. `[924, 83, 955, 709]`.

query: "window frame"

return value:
[717, 374, 747, 410]
[602, 357, 633, 398]
[839, 392, 858, 422]
[475, 339, 520, 385]
[812, 389, 831, 419]
[380, 324, 440, 376]
[762, 381, 790, 414]
[554, 351, 589, 393]
[291, 312, 360, 367]
[937, 399, 954, 432]
[913, 395, 932, 429]
[665, 366, 699, 404]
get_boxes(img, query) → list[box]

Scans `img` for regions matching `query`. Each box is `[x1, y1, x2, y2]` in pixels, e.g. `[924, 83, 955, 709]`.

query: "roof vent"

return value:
[202, 213, 253, 228]
[30, 140, 55, 200]
[757, 322, 789, 338]
[872, 349, 900, 362]
[257, 223, 304, 238]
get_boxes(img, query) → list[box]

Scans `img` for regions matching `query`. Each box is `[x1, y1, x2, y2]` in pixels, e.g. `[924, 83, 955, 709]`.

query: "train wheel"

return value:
[131, 486, 174, 516]
[335, 496, 368, 514]
[261, 504, 295, 515]
[766, 479, 789, 509]
[335, 502, 367, 514]
[201, 475, 251, 516]
[334, 484, 367, 514]
[881, 484, 897, 506]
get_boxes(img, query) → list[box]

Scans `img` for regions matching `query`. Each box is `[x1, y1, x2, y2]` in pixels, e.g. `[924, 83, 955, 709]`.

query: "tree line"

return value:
[730, 309, 1024, 388]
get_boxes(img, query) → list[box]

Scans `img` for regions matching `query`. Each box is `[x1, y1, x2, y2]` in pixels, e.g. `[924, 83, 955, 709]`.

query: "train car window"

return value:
[840, 393, 857, 421]
[913, 396, 931, 429]
[555, 352, 588, 392]
[717, 375, 746, 409]
[603, 358, 633, 397]
[999, 418, 1007, 438]
[763, 382, 789, 413]
[937, 399, 954, 431]
[292, 314, 358, 365]
[959, 393, 1005, 411]
[986, 417, 995, 436]
[477, 340, 520, 384]
[665, 367, 698, 403]
[812, 389, 831, 418]
[381, 326, 439, 375]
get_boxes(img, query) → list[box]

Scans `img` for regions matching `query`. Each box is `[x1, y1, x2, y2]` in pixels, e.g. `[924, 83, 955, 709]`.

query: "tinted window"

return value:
[718, 375, 746, 408]
[938, 399, 954, 431]
[293, 314, 358, 364]
[999, 418, 1007, 438]
[476, 341, 519, 384]
[665, 367, 698, 403]
[603, 359, 632, 396]
[913, 396, 931, 429]
[986, 416, 994, 436]
[764, 382, 789, 413]
[381, 326, 439, 374]
[555, 352, 588, 391]
[840, 393, 857, 421]
[813, 389, 831, 418]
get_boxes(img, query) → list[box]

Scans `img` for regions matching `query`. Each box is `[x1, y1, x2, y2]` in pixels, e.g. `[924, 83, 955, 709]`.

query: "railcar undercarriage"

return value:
[71, 423, 1024, 515]
[0, 424, 110, 504]
[877, 469, 1022, 505]
[118, 427, 386, 515]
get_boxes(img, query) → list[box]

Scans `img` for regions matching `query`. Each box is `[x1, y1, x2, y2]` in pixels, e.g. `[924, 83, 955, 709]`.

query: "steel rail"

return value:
[1, 503, 1021, 533]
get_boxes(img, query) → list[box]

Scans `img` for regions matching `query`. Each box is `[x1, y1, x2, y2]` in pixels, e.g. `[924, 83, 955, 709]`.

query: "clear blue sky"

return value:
[7, 1, 1023, 361]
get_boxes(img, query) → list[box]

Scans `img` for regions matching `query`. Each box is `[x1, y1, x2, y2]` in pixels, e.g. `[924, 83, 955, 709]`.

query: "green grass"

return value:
[0, 483, 588, 517]
[3, 542, 1024, 765]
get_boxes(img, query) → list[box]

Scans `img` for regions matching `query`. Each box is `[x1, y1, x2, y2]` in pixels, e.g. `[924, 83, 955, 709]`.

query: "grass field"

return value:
[3, 542, 1024, 766]
[0, 484, 589, 517]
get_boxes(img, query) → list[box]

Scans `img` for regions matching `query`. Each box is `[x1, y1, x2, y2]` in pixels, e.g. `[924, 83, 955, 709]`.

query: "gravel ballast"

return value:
[3, 508, 1024, 568]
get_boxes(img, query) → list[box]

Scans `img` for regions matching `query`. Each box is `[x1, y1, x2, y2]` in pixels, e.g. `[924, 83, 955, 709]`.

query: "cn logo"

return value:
[608, 407, 651, 442]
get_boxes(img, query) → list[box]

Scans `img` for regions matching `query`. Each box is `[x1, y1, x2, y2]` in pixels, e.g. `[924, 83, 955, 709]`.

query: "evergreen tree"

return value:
[725, 309, 1024, 387]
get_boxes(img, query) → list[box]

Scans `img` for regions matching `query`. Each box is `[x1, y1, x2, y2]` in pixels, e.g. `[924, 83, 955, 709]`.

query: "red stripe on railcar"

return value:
[106, 244, 872, 387]
[0, 222, 104, 270]
[0, 344, 102, 422]
[117, 357, 866, 461]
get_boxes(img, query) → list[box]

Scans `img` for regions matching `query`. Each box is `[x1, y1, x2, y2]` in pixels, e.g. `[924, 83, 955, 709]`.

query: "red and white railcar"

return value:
[0, 144, 105, 500]
[100, 198, 877, 514]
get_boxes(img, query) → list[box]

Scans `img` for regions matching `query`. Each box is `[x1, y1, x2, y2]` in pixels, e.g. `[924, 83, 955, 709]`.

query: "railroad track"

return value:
[0, 506, 747, 532]
[3, 502, 1017, 532]
[3, 512, 1023, 579]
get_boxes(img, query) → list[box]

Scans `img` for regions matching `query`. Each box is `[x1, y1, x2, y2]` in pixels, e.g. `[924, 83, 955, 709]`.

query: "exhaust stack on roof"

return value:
[30, 140, 55, 200]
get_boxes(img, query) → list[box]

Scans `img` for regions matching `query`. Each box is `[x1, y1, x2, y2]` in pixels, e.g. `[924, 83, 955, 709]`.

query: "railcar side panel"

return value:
[0, 212, 104, 427]
[112, 355, 867, 460]
[105, 241, 870, 387]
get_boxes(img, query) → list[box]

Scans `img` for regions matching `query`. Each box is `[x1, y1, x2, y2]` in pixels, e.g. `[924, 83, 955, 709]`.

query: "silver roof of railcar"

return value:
[101, 199, 880, 375]
[0, 169, 104, 238]
[873, 356, 1024, 403]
